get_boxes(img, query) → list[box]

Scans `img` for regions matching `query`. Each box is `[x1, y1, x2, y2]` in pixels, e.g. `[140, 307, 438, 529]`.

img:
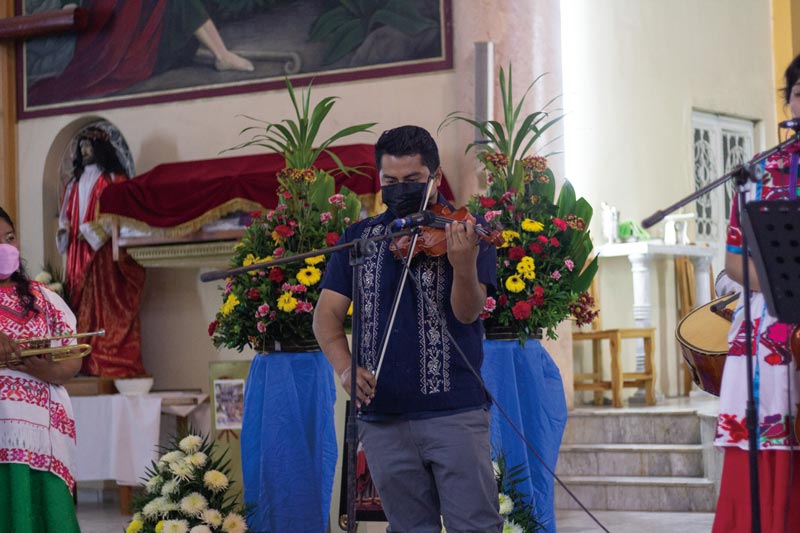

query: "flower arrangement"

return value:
[209, 79, 374, 351]
[441, 65, 598, 343]
[34, 263, 66, 298]
[125, 433, 247, 533]
[494, 454, 543, 532]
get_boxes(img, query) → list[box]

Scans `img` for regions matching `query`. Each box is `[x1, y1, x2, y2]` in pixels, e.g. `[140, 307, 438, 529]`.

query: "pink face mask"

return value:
[0, 244, 19, 280]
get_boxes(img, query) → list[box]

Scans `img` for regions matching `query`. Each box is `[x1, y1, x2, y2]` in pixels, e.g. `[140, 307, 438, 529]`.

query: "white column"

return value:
[690, 255, 713, 306]
[628, 252, 653, 370]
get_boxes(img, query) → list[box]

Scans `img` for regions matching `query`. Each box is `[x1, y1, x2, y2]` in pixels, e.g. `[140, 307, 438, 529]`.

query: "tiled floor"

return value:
[76, 501, 717, 532]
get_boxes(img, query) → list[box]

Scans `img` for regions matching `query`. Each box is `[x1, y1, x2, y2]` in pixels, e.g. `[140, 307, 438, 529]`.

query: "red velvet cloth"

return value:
[99, 144, 454, 228]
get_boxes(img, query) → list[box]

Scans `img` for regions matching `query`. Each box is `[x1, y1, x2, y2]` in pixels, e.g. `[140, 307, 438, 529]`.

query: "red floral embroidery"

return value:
[0, 376, 49, 407]
[50, 401, 76, 440]
[0, 447, 74, 493]
[719, 413, 748, 443]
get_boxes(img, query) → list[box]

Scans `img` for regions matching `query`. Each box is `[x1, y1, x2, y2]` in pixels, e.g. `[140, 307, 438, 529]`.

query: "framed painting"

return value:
[16, 0, 453, 119]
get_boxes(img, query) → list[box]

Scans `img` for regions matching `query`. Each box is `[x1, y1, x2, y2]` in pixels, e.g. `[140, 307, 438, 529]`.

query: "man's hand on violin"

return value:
[339, 365, 377, 408]
[445, 221, 480, 270]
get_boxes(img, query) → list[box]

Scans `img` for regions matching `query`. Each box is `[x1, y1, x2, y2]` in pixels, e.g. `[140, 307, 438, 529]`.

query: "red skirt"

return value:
[713, 448, 800, 532]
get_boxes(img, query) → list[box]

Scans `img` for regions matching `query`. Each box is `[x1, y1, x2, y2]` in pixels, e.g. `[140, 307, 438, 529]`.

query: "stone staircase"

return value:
[554, 407, 717, 512]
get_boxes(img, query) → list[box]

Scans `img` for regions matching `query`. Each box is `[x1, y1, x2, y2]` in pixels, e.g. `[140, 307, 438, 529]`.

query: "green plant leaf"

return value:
[575, 255, 599, 293]
[309, 7, 352, 41]
[322, 19, 369, 64]
[556, 180, 576, 218]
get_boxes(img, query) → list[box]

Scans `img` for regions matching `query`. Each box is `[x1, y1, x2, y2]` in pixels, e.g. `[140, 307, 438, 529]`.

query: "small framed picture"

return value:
[212, 378, 245, 430]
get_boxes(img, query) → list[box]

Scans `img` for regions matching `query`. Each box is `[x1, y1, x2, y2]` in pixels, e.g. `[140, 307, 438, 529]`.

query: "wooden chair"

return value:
[572, 277, 656, 408]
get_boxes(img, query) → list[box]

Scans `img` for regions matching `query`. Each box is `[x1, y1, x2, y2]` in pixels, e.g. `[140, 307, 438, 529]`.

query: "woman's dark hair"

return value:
[0, 207, 37, 316]
[375, 125, 440, 175]
[73, 127, 127, 180]
[782, 54, 800, 104]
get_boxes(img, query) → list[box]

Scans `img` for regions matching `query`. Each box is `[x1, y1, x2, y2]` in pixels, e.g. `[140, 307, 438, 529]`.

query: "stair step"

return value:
[557, 444, 704, 477]
[563, 409, 701, 445]
[555, 475, 716, 512]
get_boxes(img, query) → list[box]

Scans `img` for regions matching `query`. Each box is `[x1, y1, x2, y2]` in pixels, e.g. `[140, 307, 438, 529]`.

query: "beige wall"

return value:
[15, 1, 568, 399]
[562, 0, 776, 398]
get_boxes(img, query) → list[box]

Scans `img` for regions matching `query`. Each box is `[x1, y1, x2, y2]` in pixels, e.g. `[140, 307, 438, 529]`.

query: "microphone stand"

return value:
[641, 130, 800, 533]
[200, 226, 420, 533]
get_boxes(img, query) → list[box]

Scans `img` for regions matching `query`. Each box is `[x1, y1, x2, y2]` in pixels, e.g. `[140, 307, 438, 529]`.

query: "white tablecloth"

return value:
[72, 394, 162, 486]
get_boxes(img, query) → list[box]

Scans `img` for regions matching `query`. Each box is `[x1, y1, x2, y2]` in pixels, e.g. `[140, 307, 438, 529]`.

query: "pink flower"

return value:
[292, 284, 308, 294]
[564, 259, 575, 271]
[269, 311, 276, 320]
[295, 301, 314, 313]
[537, 235, 549, 244]
[484, 210, 503, 222]
[483, 296, 497, 312]
[274, 247, 285, 258]
[328, 193, 345, 205]
[257, 321, 267, 333]
[257, 304, 270, 317]
[281, 282, 292, 291]
[551, 270, 561, 280]
[282, 192, 292, 199]
[288, 220, 298, 228]
[224, 279, 234, 295]
[552, 218, 567, 231]
[320, 212, 333, 223]
[275, 204, 287, 213]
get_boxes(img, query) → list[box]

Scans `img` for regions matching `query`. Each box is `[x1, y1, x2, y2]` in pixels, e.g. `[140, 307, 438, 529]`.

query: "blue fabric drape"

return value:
[481, 340, 568, 533]
[241, 351, 338, 533]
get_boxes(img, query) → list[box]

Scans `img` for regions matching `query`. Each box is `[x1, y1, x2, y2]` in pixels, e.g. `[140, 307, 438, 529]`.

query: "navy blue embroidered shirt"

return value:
[320, 198, 497, 419]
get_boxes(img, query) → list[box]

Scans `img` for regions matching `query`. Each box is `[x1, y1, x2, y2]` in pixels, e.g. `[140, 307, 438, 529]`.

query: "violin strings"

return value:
[431, 216, 492, 237]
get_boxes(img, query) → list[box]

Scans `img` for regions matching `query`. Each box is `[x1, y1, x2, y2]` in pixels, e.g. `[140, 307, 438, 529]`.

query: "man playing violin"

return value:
[314, 125, 502, 532]
[0, 207, 81, 532]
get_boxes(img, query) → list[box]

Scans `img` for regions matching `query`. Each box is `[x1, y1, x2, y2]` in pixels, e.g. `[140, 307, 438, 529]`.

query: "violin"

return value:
[389, 203, 505, 260]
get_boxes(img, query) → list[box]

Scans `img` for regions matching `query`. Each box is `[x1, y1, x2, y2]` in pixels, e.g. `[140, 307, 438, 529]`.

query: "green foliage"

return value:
[309, 0, 437, 64]
[440, 65, 598, 344]
[495, 453, 544, 532]
[211, 79, 373, 351]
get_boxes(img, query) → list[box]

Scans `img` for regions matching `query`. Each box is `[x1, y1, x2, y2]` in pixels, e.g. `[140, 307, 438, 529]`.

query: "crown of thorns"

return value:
[80, 128, 110, 142]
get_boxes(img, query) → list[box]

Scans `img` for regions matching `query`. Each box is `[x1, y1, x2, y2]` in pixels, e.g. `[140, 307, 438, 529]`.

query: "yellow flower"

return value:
[500, 230, 520, 248]
[305, 255, 325, 265]
[126, 520, 144, 533]
[222, 513, 247, 533]
[347, 302, 353, 316]
[277, 292, 298, 312]
[155, 522, 164, 533]
[242, 254, 258, 267]
[516, 256, 536, 279]
[233, 242, 244, 249]
[220, 294, 239, 316]
[505, 274, 525, 293]
[297, 266, 322, 286]
[521, 218, 544, 232]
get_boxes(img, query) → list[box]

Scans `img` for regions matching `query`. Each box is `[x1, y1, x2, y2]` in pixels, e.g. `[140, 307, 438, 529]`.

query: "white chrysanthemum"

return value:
[222, 512, 247, 533]
[179, 492, 208, 516]
[145, 475, 163, 494]
[160, 450, 186, 465]
[142, 497, 168, 518]
[170, 460, 194, 481]
[189, 526, 213, 533]
[48, 282, 63, 294]
[188, 452, 208, 467]
[203, 470, 229, 492]
[34, 271, 52, 283]
[161, 479, 179, 497]
[179, 435, 203, 454]
[503, 520, 523, 533]
[161, 519, 189, 533]
[200, 509, 223, 527]
[492, 461, 501, 478]
[498, 493, 514, 515]
[132, 512, 143, 522]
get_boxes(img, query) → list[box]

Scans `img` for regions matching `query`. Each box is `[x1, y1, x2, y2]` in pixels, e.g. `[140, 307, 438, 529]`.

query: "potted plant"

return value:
[209, 79, 374, 352]
[440, 65, 598, 344]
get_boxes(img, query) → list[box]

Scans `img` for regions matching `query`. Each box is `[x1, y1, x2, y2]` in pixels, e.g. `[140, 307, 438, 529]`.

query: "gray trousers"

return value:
[358, 408, 503, 533]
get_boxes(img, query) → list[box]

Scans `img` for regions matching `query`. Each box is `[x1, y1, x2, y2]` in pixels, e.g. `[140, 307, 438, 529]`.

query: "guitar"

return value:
[675, 293, 738, 396]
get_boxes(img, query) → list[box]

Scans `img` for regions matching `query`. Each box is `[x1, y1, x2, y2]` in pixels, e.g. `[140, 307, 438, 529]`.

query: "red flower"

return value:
[497, 294, 509, 306]
[552, 218, 567, 231]
[247, 287, 260, 300]
[274, 224, 295, 238]
[508, 246, 526, 261]
[528, 243, 543, 255]
[326, 232, 340, 246]
[269, 268, 285, 283]
[537, 235, 549, 244]
[529, 286, 545, 306]
[248, 210, 262, 218]
[208, 320, 218, 336]
[550, 237, 560, 247]
[479, 197, 496, 208]
[511, 301, 532, 320]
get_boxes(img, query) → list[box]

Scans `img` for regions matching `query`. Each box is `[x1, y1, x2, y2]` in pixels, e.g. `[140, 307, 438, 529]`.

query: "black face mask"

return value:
[382, 182, 430, 217]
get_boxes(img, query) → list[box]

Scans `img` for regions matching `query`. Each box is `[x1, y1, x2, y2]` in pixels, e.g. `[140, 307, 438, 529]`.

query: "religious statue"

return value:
[57, 127, 146, 377]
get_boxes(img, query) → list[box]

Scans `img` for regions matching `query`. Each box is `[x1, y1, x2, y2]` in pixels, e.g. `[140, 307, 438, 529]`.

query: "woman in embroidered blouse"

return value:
[0, 207, 81, 532]
[712, 54, 800, 532]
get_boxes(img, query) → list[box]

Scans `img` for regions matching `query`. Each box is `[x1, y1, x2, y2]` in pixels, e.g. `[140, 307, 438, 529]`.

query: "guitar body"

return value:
[676, 294, 738, 396]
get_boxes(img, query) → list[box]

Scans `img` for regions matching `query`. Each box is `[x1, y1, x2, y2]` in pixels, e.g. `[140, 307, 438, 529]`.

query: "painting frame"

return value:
[15, 0, 453, 119]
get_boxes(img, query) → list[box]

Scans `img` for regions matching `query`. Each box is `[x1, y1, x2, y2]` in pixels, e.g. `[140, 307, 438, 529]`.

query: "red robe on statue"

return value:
[62, 170, 146, 377]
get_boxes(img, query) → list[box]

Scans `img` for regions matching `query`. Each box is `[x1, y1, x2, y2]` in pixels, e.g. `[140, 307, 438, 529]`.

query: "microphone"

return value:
[390, 210, 436, 230]
[779, 119, 800, 131]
